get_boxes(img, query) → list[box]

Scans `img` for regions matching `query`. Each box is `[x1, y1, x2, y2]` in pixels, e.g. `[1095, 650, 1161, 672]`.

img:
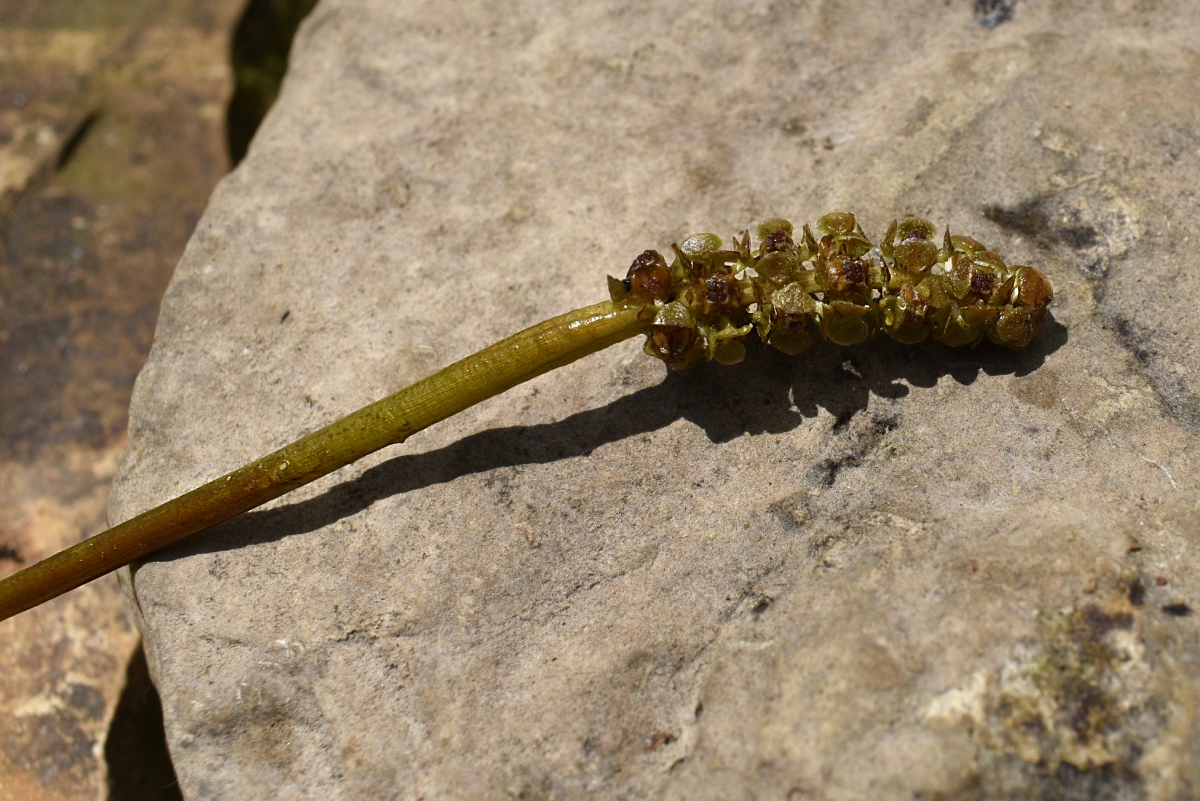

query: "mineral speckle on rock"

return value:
[111, 0, 1200, 797]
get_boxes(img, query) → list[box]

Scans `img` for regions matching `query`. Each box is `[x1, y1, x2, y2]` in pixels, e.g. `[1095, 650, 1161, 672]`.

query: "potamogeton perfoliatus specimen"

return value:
[609, 212, 1053, 370]
[0, 211, 1052, 621]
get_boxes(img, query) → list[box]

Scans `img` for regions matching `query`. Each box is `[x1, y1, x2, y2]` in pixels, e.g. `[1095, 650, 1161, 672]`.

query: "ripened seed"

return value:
[897, 217, 936, 242]
[759, 231, 792, 255]
[626, 250, 672, 302]
[770, 283, 816, 333]
[755, 251, 800, 286]
[646, 301, 701, 365]
[769, 330, 813, 355]
[650, 325, 698, 363]
[990, 307, 1044, 349]
[843, 257, 868, 286]
[1013, 266, 1054, 307]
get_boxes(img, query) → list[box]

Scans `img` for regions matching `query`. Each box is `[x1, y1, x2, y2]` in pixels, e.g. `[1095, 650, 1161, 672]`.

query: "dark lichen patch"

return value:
[900, 96, 936, 137]
[1124, 576, 1145, 607]
[976, 596, 1165, 796]
[983, 197, 1099, 251]
[767, 493, 811, 533]
[815, 457, 848, 488]
[0, 681, 109, 791]
[975, 0, 1018, 28]
[54, 112, 99, 172]
[976, 751, 1143, 801]
[0, 701, 97, 787]
[643, 731, 675, 752]
[1009, 368, 1060, 410]
[1080, 605, 1133, 636]
[1112, 318, 1155, 367]
[781, 117, 806, 135]
[1161, 603, 1191, 617]
[1109, 316, 1200, 432]
[505, 772, 554, 801]
[831, 408, 857, 430]
[812, 413, 899, 488]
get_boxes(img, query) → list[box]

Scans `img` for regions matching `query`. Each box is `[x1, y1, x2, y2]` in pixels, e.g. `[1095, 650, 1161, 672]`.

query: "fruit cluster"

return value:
[608, 212, 1054, 368]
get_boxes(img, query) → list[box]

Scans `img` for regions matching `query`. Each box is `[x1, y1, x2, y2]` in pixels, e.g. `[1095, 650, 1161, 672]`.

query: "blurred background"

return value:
[0, 0, 315, 797]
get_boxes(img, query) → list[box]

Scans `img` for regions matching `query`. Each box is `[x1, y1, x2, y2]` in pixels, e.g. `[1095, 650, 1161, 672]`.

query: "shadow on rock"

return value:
[148, 313, 1066, 560]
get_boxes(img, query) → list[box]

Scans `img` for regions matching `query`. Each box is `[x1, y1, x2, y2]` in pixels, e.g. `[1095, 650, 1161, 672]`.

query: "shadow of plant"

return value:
[150, 313, 1066, 560]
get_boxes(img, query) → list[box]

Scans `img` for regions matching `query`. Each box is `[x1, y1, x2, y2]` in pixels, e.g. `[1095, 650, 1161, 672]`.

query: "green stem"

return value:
[0, 300, 643, 622]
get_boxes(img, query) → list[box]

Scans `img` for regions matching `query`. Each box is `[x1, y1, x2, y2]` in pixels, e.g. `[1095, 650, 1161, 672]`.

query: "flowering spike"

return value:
[614, 213, 1053, 359]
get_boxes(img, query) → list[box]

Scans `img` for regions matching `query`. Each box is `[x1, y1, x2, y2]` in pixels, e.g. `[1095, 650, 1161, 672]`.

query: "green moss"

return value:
[989, 601, 1144, 774]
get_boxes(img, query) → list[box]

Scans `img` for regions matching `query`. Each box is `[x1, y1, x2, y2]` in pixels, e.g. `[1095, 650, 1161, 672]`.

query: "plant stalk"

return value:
[0, 300, 643, 622]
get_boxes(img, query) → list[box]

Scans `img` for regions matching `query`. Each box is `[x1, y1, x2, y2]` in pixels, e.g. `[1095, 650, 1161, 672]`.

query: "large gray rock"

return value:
[111, 0, 1200, 797]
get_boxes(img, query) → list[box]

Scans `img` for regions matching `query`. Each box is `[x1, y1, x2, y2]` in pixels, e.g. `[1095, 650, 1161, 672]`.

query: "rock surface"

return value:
[112, 0, 1200, 797]
[0, 1, 242, 798]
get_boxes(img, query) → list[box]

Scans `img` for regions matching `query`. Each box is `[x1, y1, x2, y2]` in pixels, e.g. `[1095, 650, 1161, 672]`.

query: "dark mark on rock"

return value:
[55, 111, 99, 172]
[1126, 577, 1145, 607]
[643, 731, 675, 752]
[983, 197, 1099, 251]
[1045, 761, 1140, 800]
[751, 597, 772, 619]
[815, 413, 899, 487]
[832, 409, 857, 430]
[1162, 603, 1191, 617]
[67, 683, 107, 721]
[1110, 316, 1200, 432]
[782, 118, 806, 135]
[975, 0, 1018, 29]
[1082, 605, 1133, 635]
[0, 544, 22, 563]
[977, 599, 1158, 795]
[816, 457, 848, 487]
